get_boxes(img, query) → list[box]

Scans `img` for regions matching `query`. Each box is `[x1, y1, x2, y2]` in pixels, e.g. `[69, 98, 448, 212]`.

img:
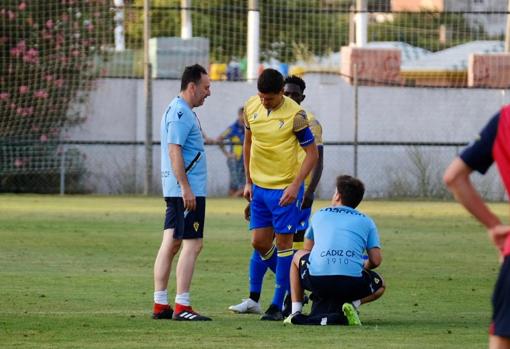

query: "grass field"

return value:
[0, 195, 507, 349]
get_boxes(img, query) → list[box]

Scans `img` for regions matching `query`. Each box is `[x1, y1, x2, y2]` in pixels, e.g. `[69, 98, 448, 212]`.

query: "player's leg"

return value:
[489, 257, 510, 349]
[228, 249, 266, 314]
[251, 227, 276, 273]
[261, 187, 303, 321]
[172, 197, 211, 321]
[283, 251, 310, 324]
[489, 337, 510, 349]
[250, 185, 278, 272]
[342, 270, 386, 326]
[153, 229, 181, 319]
[227, 157, 237, 196]
[152, 198, 183, 319]
[294, 206, 311, 251]
[234, 158, 245, 197]
[175, 238, 203, 303]
[359, 269, 386, 306]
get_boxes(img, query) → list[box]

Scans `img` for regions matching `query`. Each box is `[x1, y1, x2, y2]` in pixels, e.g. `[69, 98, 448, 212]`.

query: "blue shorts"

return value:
[491, 256, 510, 338]
[249, 184, 304, 234]
[297, 207, 312, 232]
[164, 197, 205, 239]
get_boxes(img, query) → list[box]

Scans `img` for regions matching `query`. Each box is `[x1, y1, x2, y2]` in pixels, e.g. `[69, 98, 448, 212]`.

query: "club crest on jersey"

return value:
[193, 222, 200, 231]
[287, 224, 293, 231]
[177, 111, 183, 119]
[278, 120, 285, 129]
[252, 113, 258, 120]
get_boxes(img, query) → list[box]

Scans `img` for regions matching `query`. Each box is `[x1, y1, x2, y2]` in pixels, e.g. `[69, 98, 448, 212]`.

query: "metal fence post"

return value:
[60, 144, 66, 195]
[144, 0, 153, 195]
[353, 64, 359, 178]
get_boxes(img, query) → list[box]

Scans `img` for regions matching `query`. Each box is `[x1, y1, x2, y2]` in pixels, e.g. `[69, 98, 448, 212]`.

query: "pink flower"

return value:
[34, 90, 49, 99]
[18, 2, 27, 11]
[31, 125, 40, 132]
[19, 86, 29, 94]
[10, 40, 27, 58]
[14, 159, 24, 168]
[0, 92, 9, 100]
[46, 19, 54, 29]
[7, 10, 15, 21]
[71, 49, 80, 57]
[23, 48, 39, 64]
[16, 107, 34, 116]
[45, 74, 53, 82]
[54, 79, 64, 88]
[40, 134, 48, 142]
[10, 47, 21, 57]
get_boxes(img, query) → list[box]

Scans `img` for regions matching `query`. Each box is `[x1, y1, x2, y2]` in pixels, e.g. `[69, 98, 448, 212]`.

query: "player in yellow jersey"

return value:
[242, 69, 318, 321]
[229, 75, 323, 317]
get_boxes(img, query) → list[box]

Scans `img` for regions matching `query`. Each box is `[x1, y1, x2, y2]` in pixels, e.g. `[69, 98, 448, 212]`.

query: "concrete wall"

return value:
[68, 74, 510, 198]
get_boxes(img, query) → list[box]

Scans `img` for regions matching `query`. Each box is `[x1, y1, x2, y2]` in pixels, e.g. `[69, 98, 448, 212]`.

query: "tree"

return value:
[0, 0, 112, 192]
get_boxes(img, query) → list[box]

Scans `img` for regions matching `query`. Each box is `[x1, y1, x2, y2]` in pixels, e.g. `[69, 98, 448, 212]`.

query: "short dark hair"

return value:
[257, 68, 284, 94]
[284, 75, 306, 92]
[180, 64, 207, 91]
[336, 175, 365, 208]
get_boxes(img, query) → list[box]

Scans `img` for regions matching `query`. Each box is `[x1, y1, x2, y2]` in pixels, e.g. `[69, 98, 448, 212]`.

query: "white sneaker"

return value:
[228, 298, 262, 314]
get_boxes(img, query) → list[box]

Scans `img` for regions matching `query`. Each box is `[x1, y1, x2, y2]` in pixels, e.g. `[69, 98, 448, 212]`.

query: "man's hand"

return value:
[301, 191, 314, 209]
[181, 185, 196, 211]
[488, 224, 510, 253]
[243, 182, 253, 202]
[279, 182, 300, 206]
[244, 203, 251, 221]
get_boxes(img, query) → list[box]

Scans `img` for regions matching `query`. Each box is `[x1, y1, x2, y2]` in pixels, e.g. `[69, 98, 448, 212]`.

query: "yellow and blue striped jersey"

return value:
[244, 95, 309, 189]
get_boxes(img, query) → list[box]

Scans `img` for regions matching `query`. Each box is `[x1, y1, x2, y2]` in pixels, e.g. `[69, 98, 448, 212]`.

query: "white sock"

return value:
[175, 292, 190, 306]
[352, 299, 361, 309]
[154, 290, 168, 305]
[291, 302, 302, 315]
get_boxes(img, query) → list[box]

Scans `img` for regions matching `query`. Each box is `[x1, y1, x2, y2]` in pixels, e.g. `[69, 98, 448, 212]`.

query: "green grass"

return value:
[0, 195, 507, 348]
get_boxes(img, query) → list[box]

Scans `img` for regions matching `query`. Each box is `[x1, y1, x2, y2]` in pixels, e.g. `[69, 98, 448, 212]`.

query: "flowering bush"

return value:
[0, 0, 112, 192]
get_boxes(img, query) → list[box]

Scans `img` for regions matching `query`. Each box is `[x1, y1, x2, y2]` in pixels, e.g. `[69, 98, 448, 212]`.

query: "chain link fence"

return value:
[6, 140, 503, 200]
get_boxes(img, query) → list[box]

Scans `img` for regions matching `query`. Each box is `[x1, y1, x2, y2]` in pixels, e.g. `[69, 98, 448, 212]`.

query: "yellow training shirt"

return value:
[244, 95, 309, 189]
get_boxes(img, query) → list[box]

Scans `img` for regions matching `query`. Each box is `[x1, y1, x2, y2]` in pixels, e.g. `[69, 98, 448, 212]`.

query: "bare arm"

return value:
[443, 157, 500, 228]
[365, 247, 382, 270]
[169, 144, 196, 211]
[279, 142, 318, 206]
[302, 145, 323, 209]
[243, 128, 253, 201]
[303, 238, 314, 251]
[444, 157, 509, 251]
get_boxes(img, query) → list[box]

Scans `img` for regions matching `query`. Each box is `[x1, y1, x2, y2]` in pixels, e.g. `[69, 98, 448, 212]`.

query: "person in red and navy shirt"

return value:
[444, 105, 510, 349]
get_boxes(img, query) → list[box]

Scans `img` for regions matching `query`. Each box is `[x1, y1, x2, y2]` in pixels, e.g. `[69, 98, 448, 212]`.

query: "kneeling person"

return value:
[285, 175, 385, 326]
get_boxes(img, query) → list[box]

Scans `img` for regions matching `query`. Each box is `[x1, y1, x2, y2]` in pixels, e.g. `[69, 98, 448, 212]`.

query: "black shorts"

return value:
[163, 197, 205, 239]
[299, 254, 384, 303]
[491, 256, 510, 338]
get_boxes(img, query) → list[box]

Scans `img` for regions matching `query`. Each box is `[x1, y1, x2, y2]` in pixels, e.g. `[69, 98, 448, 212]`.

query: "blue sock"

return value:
[260, 244, 277, 273]
[272, 248, 294, 309]
[249, 250, 268, 297]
